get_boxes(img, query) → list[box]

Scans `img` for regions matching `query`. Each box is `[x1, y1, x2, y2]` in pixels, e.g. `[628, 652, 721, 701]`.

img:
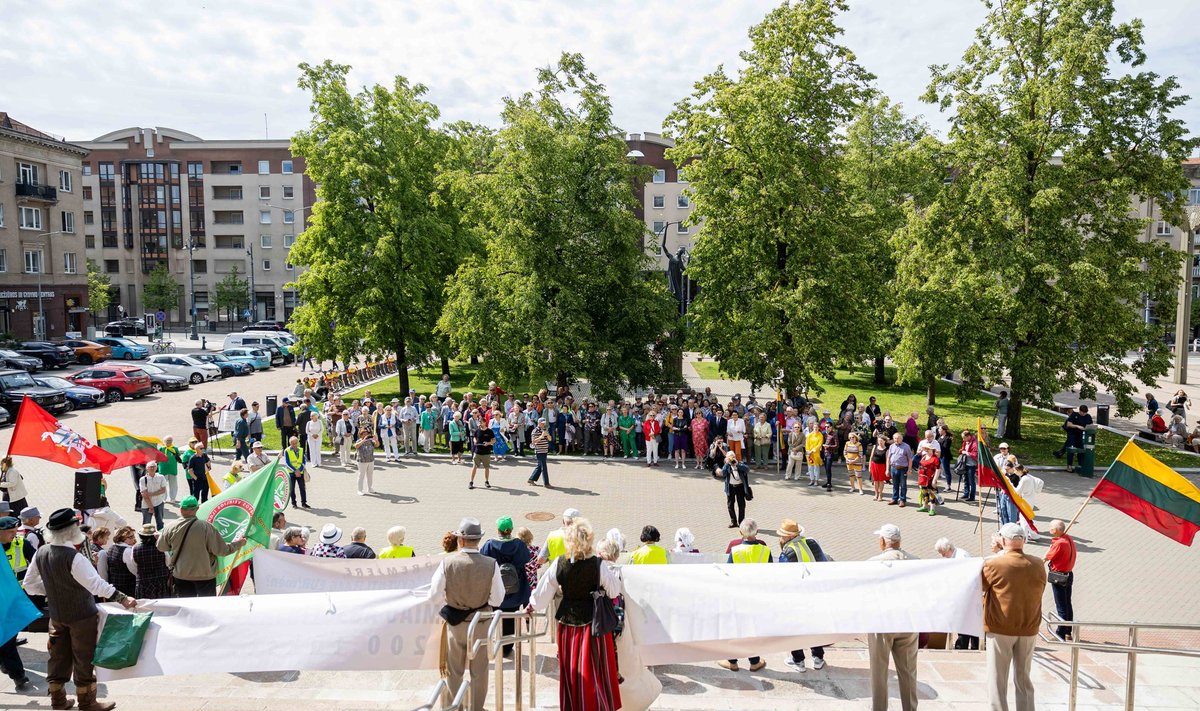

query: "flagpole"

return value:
[1062, 436, 1130, 535]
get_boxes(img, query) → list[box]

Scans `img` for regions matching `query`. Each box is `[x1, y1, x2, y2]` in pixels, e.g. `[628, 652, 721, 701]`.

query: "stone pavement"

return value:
[2, 347, 1198, 708]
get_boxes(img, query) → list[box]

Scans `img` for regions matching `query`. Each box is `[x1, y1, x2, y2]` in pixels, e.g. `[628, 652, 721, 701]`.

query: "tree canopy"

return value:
[213, 266, 250, 321]
[142, 263, 183, 315]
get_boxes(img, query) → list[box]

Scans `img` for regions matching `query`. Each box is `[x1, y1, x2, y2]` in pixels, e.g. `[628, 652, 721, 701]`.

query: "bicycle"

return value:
[151, 340, 176, 354]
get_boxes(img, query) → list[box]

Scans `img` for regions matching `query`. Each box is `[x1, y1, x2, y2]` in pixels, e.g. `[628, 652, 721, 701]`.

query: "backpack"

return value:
[498, 562, 520, 595]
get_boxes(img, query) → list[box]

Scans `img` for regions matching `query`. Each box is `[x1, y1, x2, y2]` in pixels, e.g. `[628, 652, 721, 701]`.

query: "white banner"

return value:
[251, 549, 440, 594]
[621, 558, 984, 665]
[97, 588, 442, 681]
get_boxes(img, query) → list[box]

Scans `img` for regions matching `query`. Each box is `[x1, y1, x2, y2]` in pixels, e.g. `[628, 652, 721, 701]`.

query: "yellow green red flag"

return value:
[95, 423, 167, 469]
[1093, 440, 1200, 546]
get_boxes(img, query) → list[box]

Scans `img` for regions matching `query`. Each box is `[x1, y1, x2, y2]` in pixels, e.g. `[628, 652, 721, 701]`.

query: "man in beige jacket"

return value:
[156, 495, 244, 597]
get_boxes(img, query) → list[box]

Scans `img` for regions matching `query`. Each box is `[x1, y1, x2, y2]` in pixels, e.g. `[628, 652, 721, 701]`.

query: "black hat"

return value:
[46, 508, 79, 531]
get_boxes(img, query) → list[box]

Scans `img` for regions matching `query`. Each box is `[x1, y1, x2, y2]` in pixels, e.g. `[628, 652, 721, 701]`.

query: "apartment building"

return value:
[625, 132, 699, 270]
[74, 127, 315, 326]
[1133, 160, 1200, 327]
[0, 113, 89, 339]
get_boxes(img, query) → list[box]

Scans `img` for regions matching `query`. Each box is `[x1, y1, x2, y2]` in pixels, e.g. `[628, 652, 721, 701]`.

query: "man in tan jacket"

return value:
[981, 522, 1047, 711]
[156, 495, 245, 597]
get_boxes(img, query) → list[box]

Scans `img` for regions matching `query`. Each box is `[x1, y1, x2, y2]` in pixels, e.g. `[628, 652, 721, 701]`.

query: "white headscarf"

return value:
[674, 527, 696, 551]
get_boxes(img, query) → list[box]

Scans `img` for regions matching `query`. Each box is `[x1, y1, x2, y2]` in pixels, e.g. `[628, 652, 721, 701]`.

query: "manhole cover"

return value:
[525, 511, 556, 522]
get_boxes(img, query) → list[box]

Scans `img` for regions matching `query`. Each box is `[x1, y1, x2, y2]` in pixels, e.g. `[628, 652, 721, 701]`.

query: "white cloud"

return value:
[1, 0, 1194, 144]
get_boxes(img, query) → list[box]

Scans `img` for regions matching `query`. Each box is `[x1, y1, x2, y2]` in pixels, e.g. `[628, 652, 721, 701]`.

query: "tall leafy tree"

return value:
[664, 0, 876, 393]
[438, 53, 674, 394]
[86, 259, 111, 328]
[895, 0, 1197, 438]
[142, 263, 183, 314]
[213, 267, 250, 322]
[289, 61, 466, 393]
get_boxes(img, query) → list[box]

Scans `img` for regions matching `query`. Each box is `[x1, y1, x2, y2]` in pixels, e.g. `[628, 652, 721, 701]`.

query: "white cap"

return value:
[998, 442, 1010, 449]
[563, 508, 582, 521]
[999, 522, 1026, 541]
[874, 524, 901, 541]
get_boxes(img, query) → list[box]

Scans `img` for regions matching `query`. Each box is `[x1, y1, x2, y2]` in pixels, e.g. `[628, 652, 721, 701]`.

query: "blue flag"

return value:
[0, 555, 41, 642]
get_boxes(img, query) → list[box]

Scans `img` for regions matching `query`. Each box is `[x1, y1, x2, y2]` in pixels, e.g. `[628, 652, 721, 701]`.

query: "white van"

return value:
[221, 333, 291, 364]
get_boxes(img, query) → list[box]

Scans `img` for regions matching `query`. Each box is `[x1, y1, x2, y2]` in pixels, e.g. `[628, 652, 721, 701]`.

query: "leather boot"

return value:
[48, 682, 76, 710]
[76, 684, 116, 711]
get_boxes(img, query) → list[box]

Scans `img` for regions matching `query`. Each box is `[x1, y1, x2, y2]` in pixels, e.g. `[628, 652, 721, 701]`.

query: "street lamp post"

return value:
[187, 238, 199, 340]
[30, 230, 65, 340]
[246, 242, 255, 322]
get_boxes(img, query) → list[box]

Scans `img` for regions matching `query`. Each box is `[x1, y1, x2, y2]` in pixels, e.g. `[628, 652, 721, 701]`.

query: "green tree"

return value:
[664, 0, 875, 393]
[142, 263, 183, 315]
[213, 267, 250, 323]
[894, 0, 1197, 439]
[438, 53, 675, 394]
[86, 259, 111, 328]
[288, 60, 468, 393]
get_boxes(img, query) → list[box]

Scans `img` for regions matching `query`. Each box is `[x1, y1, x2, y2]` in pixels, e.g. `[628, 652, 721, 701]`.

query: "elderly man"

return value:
[887, 433, 914, 507]
[537, 508, 581, 565]
[778, 519, 831, 673]
[157, 496, 246, 597]
[1044, 519, 1076, 641]
[982, 523, 1047, 711]
[23, 509, 138, 710]
[430, 518, 505, 711]
[282, 436, 309, 509]
[936, 538, 980, 650]
[342, 527, 376, 559]
[867, 524, 919, 711]
[398, 397, 420, 456]
[17, 507, 44, 550]
[719, 518, 771, 672]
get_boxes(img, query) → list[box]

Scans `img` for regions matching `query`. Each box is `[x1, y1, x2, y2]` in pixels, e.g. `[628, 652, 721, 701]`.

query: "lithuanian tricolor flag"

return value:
[1093, 440, 1200, 546]
[95, 423, 167, 469]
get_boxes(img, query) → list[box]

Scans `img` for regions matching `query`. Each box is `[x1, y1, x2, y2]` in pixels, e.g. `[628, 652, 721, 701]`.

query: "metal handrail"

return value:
[1039, 612, 1200, 711]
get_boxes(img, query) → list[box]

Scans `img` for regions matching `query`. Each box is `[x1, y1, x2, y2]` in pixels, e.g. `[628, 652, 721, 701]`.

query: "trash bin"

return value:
[266, 395, 278, 417]
[1096, 404, 1110, 427]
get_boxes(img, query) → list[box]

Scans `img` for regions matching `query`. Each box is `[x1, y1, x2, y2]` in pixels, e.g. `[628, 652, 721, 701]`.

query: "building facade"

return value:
[625, 132, 699, 270]
[74, 127, 315, 327]
[0, 113, 89, 340]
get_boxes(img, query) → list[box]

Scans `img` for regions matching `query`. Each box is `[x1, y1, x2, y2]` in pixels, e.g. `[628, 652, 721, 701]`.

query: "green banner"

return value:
[196, 458, 279, 590]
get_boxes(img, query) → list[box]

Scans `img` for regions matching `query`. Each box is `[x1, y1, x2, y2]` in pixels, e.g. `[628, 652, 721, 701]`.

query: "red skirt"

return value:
[870, 461, 889, 482]
[557, 623, 621, 711]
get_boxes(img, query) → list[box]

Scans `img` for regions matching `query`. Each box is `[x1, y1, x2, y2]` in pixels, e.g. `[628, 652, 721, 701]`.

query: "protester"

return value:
[672, 527, 700, 555]
[1045, 519, 1077, 641]
[279, 528, 307, 555]
[155, 437, 183, 503]
[528, 517, 622, 711]
[97, 525, 137, 596]
[379, 526, 415, 559]
[868, 435, 889, 501]
[156, 496, 246, 597]
[481, 516, 533, 657]
[282, 436, 310, 509]
[310, 524, 347, 558]
[886, 433, 914, 508]
[1, 456, 29, 514]
[1, 516, 34, 582]
[528, 418, 553, 487]
[934, 538, 980, 650]
[16, 507, 44, 550]
[777, 519, 830, 672]
[138, 462, 168, 530]
[184, 441, 212, 503]
[867, 524, 919, 711]
[538, 508, 581, 565]
[23, 508, 138, 711]
[354, 426, 378, 496]
[720, 451, 752, 529]
[844, 432, 865, 494]
[916, 445, 940, 516]
[719, 518, 771, 672]
[469, 420, 495, 490]
[432, 517, 505, 711]
[982, 522, 1047, 711]
[342, 527, 376, 559]
[191, 399, 210, 447]
[1053, 405, 1093, 473]
[132, 524, 173, 599]
[629, 525, 669, 564]
[246, 441, 272, 470]
[305, 411, 324, 468]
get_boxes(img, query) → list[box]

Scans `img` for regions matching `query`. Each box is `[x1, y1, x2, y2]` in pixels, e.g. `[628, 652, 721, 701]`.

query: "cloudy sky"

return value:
[3, 0, 1196, 143]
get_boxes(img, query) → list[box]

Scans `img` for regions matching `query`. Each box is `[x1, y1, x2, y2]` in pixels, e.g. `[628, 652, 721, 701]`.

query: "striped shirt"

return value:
[532, 429, 551, 454]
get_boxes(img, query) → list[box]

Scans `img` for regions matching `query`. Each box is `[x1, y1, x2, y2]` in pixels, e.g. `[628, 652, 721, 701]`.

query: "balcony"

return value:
[16, 182, 58, 203]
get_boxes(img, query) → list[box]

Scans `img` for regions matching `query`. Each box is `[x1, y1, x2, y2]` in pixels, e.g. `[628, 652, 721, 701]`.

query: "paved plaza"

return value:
[2, 346, 1198, 709]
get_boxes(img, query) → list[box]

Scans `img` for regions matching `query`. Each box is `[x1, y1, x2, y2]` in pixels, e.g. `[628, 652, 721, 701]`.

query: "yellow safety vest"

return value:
[379, 545, 415, 559]
[783, 537, 817, 563]
[284, 447, 305, 473]
[4, 536, 28, 576]
[730, 542, 771, 564]
[630, 544, 669, 565]
[545, 530, 567, 562]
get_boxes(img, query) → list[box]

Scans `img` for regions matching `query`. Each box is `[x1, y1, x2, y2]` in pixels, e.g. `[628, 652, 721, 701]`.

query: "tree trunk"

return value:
[395, 338, 410, 395]
[469, 355, 479, 366]
[1007, 395, 1024, 441]
[556, 372, 570, 390]
[926, 372, 936, 407]
[874, 353, 887, 385]
[440, 355, 450, 378]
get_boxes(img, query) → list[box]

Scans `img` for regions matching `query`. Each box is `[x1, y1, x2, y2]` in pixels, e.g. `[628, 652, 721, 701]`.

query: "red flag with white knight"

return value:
[5, 397, 118, 473]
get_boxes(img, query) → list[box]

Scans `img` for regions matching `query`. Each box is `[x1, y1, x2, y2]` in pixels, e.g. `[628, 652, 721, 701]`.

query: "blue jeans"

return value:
[1051, 572, 1074, 638]
[528, 453, 550, 486]
[141, 502, 164, 530]
[890, 466, 909, 502]
[998, 492, 1018, 525]
[963, 464, 977, 500]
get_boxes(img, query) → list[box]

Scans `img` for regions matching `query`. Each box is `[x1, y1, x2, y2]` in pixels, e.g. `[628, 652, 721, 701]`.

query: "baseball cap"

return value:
[999, 522, 1026, 541]
[180, 496, 199, 510]
[563, 508, 582, 520]
[496, 516, 514, 533]
[873, 524, 901, 541]
[999, 442, 1009, 449]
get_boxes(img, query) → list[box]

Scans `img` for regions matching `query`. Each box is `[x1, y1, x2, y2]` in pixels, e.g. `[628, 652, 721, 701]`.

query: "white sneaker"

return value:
[674, 463, 679, 470]
[812, 657, 826, 671]
[785, 659, 806, 672]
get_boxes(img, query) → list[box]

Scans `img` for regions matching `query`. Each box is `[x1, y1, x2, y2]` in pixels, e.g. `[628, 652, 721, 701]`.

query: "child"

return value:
[844, 432, 865, 494]
[917, 449, 940, 515]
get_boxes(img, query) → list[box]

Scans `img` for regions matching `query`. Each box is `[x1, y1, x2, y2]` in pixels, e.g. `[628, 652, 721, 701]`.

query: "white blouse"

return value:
[529, 556, 622, 611]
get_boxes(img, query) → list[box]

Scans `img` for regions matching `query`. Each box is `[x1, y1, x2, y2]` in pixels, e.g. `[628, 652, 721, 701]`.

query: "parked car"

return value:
[191, 353, 253, 378]
[136, 363, 190, 393]
[0, 404, 9, 427]
[34, 375, 107, 412]
[223, 347, 272, 371]
[93, 337, 149, 360]
[241, 320, 289, 332]
[17, 341, 76, 369]
[68, 365, 154, 402]
[145, 354, 221, 384]
[0, 369, 69, 413]
[0, 349, 41, 373]
[222, 334, 291, 364]
[57, 338, 113, 364]
[103, 319, 148, 337]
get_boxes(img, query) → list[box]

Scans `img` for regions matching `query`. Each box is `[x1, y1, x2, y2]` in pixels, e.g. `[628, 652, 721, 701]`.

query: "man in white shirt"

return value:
[246, 441, 273, 470]
[916, 429, 941, 458]
[398, 397, 420, 456]
[138, 463, 168, 530]
[435, 374, 453, 404]
[429, 518, 505, 711]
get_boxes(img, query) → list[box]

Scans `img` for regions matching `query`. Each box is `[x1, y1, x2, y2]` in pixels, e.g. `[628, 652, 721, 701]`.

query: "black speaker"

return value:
[74, 467, 102, 510]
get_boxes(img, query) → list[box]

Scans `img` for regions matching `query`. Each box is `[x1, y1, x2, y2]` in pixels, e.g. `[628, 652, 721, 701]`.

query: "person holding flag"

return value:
[156, 496, 246, 597]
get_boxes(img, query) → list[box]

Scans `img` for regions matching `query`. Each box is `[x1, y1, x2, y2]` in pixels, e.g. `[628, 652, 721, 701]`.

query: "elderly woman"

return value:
[305, 411, 324, 468]
[1163, 415, 1189, 447]
[529, 518, 622, 711]
[0, 456, 28, 514]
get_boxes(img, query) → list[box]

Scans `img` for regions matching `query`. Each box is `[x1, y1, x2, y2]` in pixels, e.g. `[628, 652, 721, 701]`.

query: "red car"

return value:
[68, 364, 154, 403]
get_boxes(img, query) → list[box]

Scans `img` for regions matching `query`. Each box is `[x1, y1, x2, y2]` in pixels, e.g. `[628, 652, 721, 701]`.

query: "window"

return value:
[652, 220, 665, 234]
[86, 235, 95, 249]
[83, 211, 94, 225]
[192, 259, 208, 274]
[82, 163, 92, 177]
[282, 160, 294, 174]
[0, 249, 6, 272]
[1156, 220, 1173, 236]
[24, 249, 43, 274]
[58, 170, 72, 191]
[283, 210, 294, 224]
[677, 195, 690, 208]
[214, 235, 244, 249]
[282, 185, 294, 199]
[652, 169, 665, 184]
[19, 206, 41, 230]
[260, 234, 273, 248]
[187, 161, 204, 180]
[652, 195, 665, 208]
[286, 261, 294, 271]
[102, 235, 118, 249]
[262, 259, 272, 271]
[259, 210, 271, 225]
[677, 222, 689, 234]
[104, 259, 119, 274]
[283, 234, 295, 247]
[18, 163, 38, 185]
[259, 186, 270, 200]
[63, 252, 77, 274]
[82, 186, 93, 200]
[0, 204, 4, 227]
[1189, 188, 1200, 206]
[99, 162, 114, 180]
[258, 160, 270, 175]
[677, 168, 688, 183]
[61, 211, 74, 233]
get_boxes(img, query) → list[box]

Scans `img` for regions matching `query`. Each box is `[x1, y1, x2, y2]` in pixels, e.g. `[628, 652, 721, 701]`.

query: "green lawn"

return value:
[693, 363, 1195, 468]
[691, 361, 731, 380]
